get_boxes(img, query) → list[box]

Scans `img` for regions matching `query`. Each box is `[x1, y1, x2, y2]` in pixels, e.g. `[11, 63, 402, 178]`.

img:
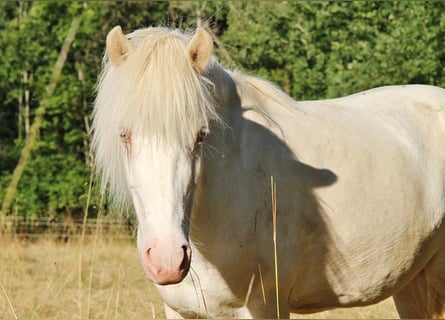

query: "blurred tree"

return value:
[221, 1, 445, 99]
[0, 1, 169, 217]
[0, 1, 444, 218]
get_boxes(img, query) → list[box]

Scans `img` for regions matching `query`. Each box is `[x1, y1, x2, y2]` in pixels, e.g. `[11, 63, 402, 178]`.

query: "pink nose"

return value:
[143, 245, 191, 285]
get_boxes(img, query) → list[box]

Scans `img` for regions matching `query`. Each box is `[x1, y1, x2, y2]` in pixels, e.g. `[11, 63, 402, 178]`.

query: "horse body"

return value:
[93, 26, 445, 318]
[160, 80, 445, 318]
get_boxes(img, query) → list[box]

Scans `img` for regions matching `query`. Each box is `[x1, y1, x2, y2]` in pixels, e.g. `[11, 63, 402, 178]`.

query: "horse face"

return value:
[101, 26, 215, 286]
[121, 129, 206, 285]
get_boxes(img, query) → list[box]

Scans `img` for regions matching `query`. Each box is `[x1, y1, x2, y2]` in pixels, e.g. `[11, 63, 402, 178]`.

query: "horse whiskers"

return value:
[188, 224, 210, 253]
[190, 266, 209, 318]
[182, 218, 208, 252]
[202, 143, 223, 159]
[189, 267, 200, 306]
[189, 235, 208, 253]
[141, 264, 154, 281]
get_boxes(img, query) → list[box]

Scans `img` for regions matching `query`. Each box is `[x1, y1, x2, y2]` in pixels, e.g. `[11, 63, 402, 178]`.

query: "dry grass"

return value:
[291, 299, 397, 319]
[0, 237, 164, 320]
[0, 236, 398, 319]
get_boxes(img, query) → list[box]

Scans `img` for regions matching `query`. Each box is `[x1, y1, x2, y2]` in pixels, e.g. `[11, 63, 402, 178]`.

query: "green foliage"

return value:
[1, 1, 445, 217]
[222, 1, 445, 99]
[0, 1, 169, 217]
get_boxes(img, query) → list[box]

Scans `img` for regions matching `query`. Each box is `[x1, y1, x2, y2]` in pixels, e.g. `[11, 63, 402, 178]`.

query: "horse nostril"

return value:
[180, 245, 191, 271]
[144, 248, 153, 267]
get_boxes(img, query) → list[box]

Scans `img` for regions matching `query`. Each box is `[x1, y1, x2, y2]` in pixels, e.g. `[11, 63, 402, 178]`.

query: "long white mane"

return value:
[92, 27, 218, 204]
[93, 27, 303, 205]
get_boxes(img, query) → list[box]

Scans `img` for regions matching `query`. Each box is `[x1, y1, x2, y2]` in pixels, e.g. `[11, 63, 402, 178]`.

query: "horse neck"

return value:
[206, 63, 237, 113]
[190, 64, 247, 236]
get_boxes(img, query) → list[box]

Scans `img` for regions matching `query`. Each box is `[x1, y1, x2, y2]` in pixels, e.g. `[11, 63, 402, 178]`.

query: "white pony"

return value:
[93, 26, 445, 318]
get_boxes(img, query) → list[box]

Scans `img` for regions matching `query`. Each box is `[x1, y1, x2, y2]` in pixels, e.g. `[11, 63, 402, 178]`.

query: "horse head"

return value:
[94, 26, 217, 285]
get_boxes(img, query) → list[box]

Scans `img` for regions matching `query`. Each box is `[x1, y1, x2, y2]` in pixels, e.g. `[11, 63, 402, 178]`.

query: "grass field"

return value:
[0, 236, 398, 319]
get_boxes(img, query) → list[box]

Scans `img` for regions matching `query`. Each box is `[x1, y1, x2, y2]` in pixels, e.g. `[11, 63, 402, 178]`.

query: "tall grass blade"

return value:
[243, 273, 256, 307]
[0, 279, 18, 319]
[271, 176, 280, 319]
[86, 196, 104, 319]
[258, 264, 266, 306]
[78, 157, 95, 319]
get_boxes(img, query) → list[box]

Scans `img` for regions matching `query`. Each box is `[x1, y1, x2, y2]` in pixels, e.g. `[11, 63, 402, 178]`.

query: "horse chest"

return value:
[156, 260, 248, 318]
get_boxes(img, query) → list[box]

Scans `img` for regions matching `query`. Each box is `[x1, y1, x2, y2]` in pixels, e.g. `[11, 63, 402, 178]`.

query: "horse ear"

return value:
[187, 28, 213, 73]
[106, 26, 134, 67]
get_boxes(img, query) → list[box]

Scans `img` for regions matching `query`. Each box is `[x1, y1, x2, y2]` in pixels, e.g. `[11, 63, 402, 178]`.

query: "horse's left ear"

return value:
[187, 28, 213, 73]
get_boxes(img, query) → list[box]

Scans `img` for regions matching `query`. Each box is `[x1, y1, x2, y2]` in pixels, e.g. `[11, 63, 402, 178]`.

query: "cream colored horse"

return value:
[93, 26, 445, 318]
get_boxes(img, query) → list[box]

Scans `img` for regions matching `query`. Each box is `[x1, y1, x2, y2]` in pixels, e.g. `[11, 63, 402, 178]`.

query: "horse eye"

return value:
[195, 128, 208, 145]
[119, 129, 131, 144]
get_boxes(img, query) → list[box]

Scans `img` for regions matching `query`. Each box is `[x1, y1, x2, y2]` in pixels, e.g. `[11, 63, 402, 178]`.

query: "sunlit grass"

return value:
[0, 236, 397, 319]
[0, 237, 164, 320]
[291, 299, 397, 319]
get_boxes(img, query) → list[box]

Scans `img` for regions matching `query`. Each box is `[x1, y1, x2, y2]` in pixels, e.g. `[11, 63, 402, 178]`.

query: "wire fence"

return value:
[0, 215, 136, 241]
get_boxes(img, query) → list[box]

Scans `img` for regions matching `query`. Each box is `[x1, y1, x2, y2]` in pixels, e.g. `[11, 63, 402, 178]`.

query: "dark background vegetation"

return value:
[1, 1, 444, 219]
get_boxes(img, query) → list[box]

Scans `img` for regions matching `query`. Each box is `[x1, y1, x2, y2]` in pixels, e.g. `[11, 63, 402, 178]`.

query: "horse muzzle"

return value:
[142, 243, 191, 285]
